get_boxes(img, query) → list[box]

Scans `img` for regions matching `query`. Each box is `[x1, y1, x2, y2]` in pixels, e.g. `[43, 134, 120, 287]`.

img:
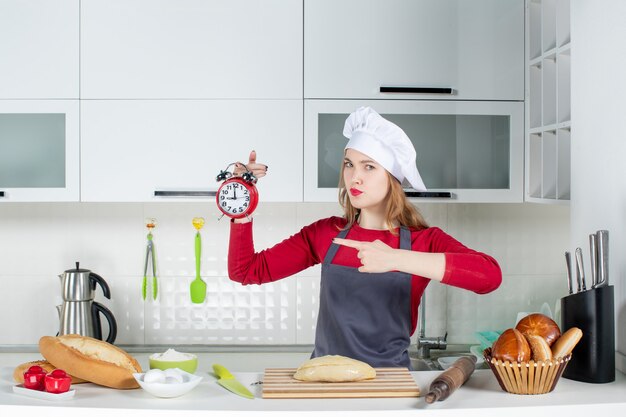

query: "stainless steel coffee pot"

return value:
[56, 262, 117, 343]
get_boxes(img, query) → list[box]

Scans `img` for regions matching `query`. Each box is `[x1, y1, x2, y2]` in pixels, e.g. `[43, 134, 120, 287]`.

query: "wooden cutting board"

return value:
[262, 367, 420, 399]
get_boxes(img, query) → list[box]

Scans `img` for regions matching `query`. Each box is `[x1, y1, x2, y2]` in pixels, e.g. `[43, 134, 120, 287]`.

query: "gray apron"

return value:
[312, 226, 413, 368]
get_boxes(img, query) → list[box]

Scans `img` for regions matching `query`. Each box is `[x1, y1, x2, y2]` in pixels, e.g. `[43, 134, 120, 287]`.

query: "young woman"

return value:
[228, 107, 501, 368]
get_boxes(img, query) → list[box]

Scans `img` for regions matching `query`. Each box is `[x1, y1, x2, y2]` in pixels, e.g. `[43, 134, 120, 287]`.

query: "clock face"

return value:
[217, 179, 256, 218]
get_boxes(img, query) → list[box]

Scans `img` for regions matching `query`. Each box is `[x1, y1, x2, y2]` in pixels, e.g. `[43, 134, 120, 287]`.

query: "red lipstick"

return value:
[350, 188, 363, 196]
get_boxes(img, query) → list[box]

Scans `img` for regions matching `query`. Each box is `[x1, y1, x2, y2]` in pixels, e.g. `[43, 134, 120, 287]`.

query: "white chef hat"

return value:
[343, 106, 427, 191]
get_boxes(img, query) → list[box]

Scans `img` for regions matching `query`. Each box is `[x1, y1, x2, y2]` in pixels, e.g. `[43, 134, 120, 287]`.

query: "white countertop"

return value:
[2, 352, 625, 417]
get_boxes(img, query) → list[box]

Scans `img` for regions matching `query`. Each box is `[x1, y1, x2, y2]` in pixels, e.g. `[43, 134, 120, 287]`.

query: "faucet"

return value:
[415, 290, 447, 359]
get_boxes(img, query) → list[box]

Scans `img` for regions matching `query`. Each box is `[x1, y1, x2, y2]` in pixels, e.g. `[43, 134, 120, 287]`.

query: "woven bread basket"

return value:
[483, 348, 571, 395]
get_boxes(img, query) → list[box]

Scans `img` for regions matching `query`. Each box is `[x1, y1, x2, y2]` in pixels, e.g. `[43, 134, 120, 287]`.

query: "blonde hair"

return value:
[338, 166, 429, 234]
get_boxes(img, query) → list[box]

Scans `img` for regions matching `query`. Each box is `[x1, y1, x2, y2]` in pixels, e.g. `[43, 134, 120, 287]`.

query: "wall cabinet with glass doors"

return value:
[304, 100, 524, 203]
[0, 100, 80, 202]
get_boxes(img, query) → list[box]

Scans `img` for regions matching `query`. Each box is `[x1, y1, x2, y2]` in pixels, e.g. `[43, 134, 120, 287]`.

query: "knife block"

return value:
[560, 286, 615, 383]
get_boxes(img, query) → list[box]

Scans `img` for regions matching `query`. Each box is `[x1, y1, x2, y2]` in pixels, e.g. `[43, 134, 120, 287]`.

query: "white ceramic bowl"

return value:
[437, 355, 484, 370]
[133, 369, 202, 398]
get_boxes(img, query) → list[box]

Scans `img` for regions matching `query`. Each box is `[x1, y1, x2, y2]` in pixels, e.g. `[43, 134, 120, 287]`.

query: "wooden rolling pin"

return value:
[425, 356, 476, 404]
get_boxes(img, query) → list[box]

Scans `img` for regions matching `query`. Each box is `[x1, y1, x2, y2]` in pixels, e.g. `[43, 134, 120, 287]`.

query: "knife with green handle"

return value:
[213, 364, 254, 399]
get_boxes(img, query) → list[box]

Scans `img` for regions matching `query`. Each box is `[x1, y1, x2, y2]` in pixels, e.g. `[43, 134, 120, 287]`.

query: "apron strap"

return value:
[399, 226, 411, 250]
[323, 227, 350, 265]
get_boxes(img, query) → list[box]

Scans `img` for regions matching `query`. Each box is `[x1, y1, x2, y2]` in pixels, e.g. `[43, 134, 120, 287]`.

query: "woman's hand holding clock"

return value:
[220, 150, 267, 223]
[234, 150, 268, 182]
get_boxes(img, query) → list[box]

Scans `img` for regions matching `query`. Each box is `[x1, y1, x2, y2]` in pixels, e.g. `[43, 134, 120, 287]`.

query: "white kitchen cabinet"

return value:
[81, 100, 302, 202]
[526, 0, 571, 203]
[0, 100, 80, 202]
[304, 100, 524, 203]
[80, 0, 302, 99]
[304, 0, 524, 101]
[0, 0, 79, 99]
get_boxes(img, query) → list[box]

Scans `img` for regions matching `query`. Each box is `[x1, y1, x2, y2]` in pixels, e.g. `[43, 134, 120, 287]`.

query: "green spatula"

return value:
[190, 217, 206, 303]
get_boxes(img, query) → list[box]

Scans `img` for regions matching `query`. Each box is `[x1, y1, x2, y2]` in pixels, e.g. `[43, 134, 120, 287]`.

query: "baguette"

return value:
[551, 327, 583, 359]
[39, 335, 142, 389]
[13, 360, 87, 384]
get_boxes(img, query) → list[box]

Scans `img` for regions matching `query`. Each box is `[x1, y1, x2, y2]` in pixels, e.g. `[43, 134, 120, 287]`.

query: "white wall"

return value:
[571, 0, 626, 371]
[0, 202, 569, 348]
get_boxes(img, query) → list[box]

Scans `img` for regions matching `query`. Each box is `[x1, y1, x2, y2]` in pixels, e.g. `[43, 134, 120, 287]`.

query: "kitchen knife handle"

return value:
[589, 234, 598, 287]
[564, 251, 573, 294]
[574, 247, 585, 292]
[213, 364, 234, 380]
[596, 230, 609, 287]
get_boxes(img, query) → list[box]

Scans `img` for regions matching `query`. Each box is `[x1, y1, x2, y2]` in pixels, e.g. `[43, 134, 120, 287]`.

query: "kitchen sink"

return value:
[408, 344, 488, 371]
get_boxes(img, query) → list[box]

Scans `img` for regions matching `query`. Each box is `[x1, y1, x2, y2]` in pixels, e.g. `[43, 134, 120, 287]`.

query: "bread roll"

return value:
[525, 334, 553, 361]
[13, 360, 87, 384]
[515, 313, 561, 346]
[551, 327, 583, 359]
[491, 328, 531, 363]
[293, 355, 376, 382]
[39, 335, 142, 389]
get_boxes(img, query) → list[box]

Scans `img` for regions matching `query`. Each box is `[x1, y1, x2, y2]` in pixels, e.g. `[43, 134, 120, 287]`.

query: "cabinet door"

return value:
[81, 100, 302, 202]
[0, 100, 79, 202]
[304, 100, 523, 203]
[0, 0, 79, 99]
[305, 0, 524, 101]
[81, 0, 302, 99]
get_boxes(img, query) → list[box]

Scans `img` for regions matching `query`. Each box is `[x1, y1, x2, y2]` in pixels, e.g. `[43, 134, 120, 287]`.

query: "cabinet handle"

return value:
[154, 190, 216, 197]
[0, 191, 5, 197]
[380, 86, 454, 95]
[404, 191, 452, 198]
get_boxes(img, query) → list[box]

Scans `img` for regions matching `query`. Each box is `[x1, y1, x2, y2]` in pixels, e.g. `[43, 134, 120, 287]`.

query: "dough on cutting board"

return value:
[293, 355, 376, 382]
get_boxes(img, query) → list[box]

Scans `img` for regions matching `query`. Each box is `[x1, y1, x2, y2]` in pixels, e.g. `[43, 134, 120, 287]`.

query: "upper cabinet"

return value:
[305, 100, 524, 203]
[81, 100, 302, 202]
[80, 0, 302, 99]
[526, 0, 571, 203]
[304, 0, 525, 101]
[0, 100, 80, 202]
[0, 0, 79, 99]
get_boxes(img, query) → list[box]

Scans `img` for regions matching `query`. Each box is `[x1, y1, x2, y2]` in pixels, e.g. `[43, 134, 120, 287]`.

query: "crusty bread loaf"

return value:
[293, 355, 376, 382]
[525, 334, 553, 361]
[551, 327, 583, 359]
[39, 335, 142, 389]
[492, 328, 531, 363]
[515, 313, 561, 346]
[13, 360, 87, 384]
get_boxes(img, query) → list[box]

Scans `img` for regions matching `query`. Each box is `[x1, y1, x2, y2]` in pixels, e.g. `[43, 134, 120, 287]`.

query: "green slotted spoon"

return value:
[190, 217, 207, 303]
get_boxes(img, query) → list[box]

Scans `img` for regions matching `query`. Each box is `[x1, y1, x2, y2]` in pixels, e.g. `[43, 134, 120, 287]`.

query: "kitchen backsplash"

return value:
[0, 202, 569, 347]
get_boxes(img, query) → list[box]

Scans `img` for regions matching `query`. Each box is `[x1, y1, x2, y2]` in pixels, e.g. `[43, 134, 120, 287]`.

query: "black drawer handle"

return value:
[154, 190, 216, 197]
[404, 191, 452, 198]
[380, 86, 454, 95]
[0, 191, 5, 197]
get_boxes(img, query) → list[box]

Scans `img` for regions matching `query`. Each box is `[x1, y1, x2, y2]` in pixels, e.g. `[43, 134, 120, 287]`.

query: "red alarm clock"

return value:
[215, 164, 259, 219]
